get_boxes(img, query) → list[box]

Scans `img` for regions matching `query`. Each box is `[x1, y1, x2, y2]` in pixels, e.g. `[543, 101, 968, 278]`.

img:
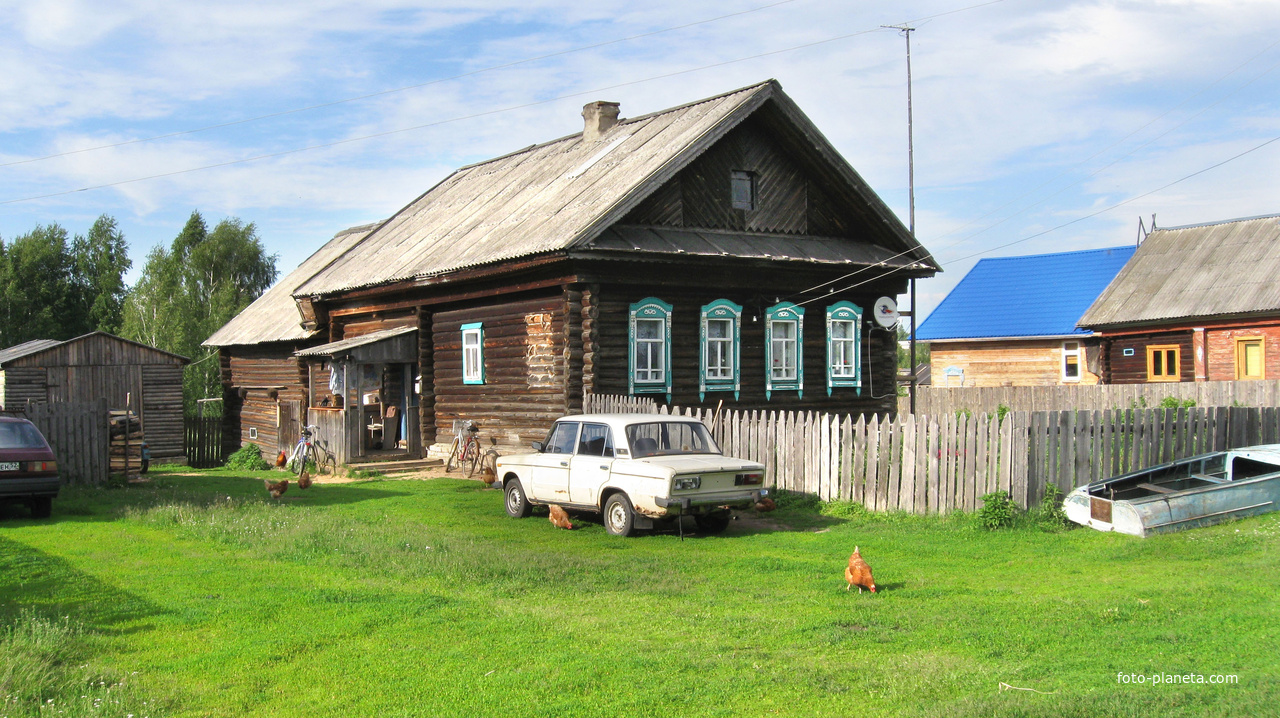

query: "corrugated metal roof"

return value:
[1078, 215, 1280, 327]
[294, 326, 416, 357]
[203, 222, 380, 347]
[585, 226, 921, 267]
[0, 339, 63, 366]
[918, 246, 1136, 341]
[294, 79, 934, 298]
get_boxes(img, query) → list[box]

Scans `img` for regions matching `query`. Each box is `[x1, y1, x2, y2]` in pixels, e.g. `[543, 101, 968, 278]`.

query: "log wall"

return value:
[929, 339, 1101, 388]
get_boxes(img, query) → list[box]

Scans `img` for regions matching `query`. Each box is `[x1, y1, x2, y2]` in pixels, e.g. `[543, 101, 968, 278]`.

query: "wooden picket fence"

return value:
[900, 379, 1280, 416]
[584, 395, 1280, 512]
[24, 399, 110, 486]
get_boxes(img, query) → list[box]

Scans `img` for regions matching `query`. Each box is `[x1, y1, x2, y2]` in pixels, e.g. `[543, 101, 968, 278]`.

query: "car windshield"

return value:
[0, 421, 49, 450]
[625, 421, 720, 458]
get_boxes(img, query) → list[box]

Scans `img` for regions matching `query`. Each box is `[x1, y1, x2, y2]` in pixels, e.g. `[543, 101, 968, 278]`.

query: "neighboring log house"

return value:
[0, 331, 189, 458]
[918, 246, 1135, 387]
[1078, 214, 1280, 384]
[205, 80, 939, 463]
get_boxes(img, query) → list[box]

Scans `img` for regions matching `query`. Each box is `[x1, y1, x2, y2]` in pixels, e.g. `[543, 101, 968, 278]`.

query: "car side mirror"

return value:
[531, 441, 544, 452]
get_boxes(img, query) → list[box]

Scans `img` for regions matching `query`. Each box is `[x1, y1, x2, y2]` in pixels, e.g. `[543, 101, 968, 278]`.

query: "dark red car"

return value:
[0, 415, 59, 518]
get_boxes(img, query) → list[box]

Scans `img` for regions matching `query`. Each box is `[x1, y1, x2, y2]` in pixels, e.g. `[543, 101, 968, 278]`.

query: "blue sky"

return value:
[3, 0, 1279, 321]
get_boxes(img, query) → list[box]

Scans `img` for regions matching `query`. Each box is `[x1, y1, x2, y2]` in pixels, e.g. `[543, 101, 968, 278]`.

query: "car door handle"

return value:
[599, 465, 609, 470]
[559, 461, 569, 467]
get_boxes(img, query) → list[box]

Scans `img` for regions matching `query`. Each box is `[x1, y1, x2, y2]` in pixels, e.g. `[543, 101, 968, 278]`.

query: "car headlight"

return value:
[673, 476, 701, 491]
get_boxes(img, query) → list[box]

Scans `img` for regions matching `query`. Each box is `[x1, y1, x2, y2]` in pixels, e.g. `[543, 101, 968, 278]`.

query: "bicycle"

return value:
[289, 424, 337, 479]
[446, 419, 482, 477]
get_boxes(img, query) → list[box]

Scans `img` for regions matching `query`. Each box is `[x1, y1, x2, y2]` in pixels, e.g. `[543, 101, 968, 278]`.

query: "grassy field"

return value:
[1, 467, 1277, 717]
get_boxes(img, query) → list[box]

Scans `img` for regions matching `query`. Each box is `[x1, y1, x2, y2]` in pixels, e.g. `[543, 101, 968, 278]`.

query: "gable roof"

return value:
[293, 79, 935, 298]
[1078, 214, 1280, 328]
[203, 222, 380, 347]
[0, 332, 188, 367]
[918, 246, 1136, 341]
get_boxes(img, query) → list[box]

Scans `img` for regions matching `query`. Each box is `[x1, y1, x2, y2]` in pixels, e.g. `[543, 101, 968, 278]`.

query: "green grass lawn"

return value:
[2, 467, 1277, 717]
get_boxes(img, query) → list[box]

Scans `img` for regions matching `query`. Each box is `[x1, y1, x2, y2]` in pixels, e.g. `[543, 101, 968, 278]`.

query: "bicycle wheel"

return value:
[296, 445, 311, 479]
[446, 438, 461, 472]
[465, 440, 481, 477]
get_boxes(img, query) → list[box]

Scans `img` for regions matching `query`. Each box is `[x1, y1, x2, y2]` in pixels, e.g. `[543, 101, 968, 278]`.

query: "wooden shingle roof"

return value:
[1078, 215, 1280, 328]
[293, 80, 935, 298]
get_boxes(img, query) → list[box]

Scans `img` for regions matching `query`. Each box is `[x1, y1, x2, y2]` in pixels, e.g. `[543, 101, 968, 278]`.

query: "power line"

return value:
[0, 0, 1007, 206]
[791, 132, 1280, 307]
[0, 0, 801, 169]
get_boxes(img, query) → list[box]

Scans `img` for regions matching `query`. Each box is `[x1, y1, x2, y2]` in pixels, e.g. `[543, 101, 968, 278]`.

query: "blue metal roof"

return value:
[918, 246, 1136, 340]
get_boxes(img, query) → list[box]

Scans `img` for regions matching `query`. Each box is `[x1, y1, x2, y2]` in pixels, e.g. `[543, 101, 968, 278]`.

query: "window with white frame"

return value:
[826, 302, 863, 395]
[629, 298, 673, 400]
[1061, 341, 1082, 382]
[462, 323, 485, 384]
[699, 299, 742, 401]
[765, 302, 804, 399]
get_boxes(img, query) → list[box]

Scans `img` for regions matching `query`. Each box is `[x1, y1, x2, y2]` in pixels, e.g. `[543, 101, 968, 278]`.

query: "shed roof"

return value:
[203, 222, 380, 347]
[0, 339, 62, 366]
[918, 246, 1136, 341]
[0, 332, 189, 368]
[1078, 215, 1280, 328]
[293, 79, 935, 298]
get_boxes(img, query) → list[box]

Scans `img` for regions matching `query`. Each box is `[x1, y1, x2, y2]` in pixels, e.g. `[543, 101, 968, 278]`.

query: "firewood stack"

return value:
[109, 410, 144, 477]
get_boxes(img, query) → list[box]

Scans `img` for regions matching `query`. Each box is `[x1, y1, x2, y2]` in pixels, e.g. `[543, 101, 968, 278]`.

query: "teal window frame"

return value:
[629, 297, 673, 402]
[461, 322, 485, 385]
[765, 301, 804, 400]
[826, 301, 863, 395]
[699, 299, 742, 401]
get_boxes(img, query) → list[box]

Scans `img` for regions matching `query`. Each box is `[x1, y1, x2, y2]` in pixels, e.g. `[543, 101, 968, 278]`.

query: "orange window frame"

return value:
[1235, 337, 1265, 380]
[1146, 344, 1181, 383]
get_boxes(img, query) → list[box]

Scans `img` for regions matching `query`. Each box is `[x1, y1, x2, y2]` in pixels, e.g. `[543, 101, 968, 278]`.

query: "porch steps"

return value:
[349, 458, 443, 476]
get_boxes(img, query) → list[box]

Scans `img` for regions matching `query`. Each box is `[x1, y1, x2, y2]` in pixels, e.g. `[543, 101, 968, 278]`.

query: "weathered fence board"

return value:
[25, 400, 109, 486]
[903, 379, 1280, 416]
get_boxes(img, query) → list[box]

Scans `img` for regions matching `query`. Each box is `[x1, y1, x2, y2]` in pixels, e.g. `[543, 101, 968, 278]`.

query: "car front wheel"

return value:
[505, 479, 532, 518]
[604, 493, 637, 537]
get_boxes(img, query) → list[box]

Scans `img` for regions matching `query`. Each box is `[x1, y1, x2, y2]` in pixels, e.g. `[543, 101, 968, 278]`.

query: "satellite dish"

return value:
[873, 297, 899, 328]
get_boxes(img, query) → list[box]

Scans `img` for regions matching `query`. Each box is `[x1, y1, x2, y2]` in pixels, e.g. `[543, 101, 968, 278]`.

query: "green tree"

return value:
[71, 214, 132, 335]
[122, 211, 278, 411]
[0, 224, 78, 346]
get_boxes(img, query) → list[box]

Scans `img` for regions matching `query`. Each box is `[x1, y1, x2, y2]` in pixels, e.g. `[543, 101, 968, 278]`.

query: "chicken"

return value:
[845, 546, 876, 593]
[754, 497, 776, 512]
[548, 504, 573, 530]
[264, 478, 289, 499]
[275, 450, 287, 467]
[297, 471, 313, 490]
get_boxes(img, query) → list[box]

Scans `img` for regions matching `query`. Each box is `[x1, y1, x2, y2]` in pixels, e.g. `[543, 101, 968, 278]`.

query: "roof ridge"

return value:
[453, 80, 777, 173]
[1155, 212, 1280, 232]
[977, 245, 1136, 262]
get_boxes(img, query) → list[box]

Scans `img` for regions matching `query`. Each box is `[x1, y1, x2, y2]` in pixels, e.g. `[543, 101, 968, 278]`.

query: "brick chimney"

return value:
[581, 101, 620, 142]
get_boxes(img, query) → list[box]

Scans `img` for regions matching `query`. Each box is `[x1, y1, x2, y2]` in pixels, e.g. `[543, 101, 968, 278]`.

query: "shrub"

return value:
[977, 490, 1017, 530]
[995, 403, 1011, 423]
[224, 444, 272, 471]
[1034, 483, 1072, 531]
[1158, 396, 1196, 409]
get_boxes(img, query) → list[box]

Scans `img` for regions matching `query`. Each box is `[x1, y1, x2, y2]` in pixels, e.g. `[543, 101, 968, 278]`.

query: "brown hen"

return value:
[264, 478, 288, 499]
[548, 504, 573, 530]
[845, 546, 876, 593]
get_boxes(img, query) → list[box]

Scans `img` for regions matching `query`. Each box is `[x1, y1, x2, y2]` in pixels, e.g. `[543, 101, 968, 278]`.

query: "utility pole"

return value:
[883, 23, 918, 414]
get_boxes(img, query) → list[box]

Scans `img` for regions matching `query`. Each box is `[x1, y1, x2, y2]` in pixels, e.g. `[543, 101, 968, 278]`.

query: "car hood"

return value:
[638, 455, 763, 473]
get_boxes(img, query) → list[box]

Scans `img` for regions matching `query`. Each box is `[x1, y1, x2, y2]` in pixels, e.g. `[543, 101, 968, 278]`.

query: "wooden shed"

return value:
[206, 80, 939, 465]
[0, 332, 190, 458]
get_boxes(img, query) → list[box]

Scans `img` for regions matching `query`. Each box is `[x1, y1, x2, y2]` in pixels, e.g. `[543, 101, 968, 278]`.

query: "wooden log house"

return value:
[1078, 214, 1280, 384]
[205, 80, 939, 463]
[0, 332, 189, 458]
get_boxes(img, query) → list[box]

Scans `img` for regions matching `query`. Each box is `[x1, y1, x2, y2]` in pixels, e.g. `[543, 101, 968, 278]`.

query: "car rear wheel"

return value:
[694, 510, 731, 534]
[28, 496, 52, 519]
[505, 479, 532, 518]
[604, 493, 636, 537]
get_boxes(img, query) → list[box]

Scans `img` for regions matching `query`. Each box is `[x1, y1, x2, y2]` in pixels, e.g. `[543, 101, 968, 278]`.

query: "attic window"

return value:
[731, 170, 756, 210]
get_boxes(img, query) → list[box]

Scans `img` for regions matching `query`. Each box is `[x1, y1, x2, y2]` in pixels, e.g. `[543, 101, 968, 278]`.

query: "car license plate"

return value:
[0, 462, 18, 471]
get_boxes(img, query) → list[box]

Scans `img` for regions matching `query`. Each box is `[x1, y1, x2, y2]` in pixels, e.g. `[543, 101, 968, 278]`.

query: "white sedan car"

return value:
[495, 414, 768, 536]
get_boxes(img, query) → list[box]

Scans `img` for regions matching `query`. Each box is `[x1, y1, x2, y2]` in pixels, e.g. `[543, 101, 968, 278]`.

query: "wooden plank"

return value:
[914, 412, 928, 514]
[926, 416, 940, 513]
[840, 416, 853, 502]
[888, 415, 903, 511]
[851, 414, 866, 505]
[974, 414, 988, 508]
